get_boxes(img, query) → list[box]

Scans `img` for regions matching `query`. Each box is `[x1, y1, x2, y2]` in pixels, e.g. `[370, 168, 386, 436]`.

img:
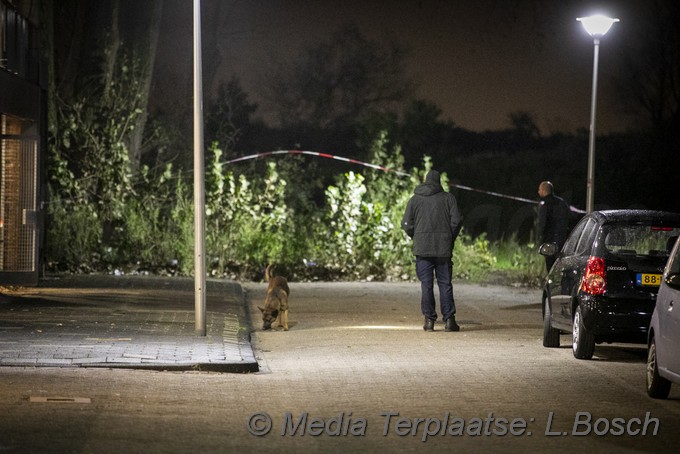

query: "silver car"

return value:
[647, 235, 680, 398]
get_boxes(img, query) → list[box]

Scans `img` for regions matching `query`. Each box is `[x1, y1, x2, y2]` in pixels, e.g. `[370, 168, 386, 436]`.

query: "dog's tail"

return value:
[265, 264, 275, 282]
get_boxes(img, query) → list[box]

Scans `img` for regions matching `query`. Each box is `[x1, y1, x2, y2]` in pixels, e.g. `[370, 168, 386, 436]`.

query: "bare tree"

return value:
[615, 0, 680, 133]
[205, 77, 259, 154]
[271, 25, 413, 129]
[127, 0, 164, 170]
[101, 0, 121, 102]
[509, 111, 541, 139]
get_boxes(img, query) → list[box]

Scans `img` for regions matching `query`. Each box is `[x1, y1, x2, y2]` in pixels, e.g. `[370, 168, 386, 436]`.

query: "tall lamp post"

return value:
[193, 0, 206, 335]
[577, 14, 619, 213]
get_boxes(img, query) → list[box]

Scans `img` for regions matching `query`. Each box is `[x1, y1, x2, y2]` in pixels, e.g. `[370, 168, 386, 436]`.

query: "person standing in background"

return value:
[536, 181, 570, 271]
[402, 170, 462, 332]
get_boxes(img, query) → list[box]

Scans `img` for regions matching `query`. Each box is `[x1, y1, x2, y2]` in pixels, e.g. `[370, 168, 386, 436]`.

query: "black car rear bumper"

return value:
[579, 294, 655, 344]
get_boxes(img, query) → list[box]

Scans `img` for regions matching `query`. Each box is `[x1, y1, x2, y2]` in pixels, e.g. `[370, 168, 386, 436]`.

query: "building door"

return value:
[0, 113, 40, 285]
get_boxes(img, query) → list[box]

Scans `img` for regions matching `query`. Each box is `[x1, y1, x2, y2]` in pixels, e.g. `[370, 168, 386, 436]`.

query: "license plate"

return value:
[636, 273, 662, 287]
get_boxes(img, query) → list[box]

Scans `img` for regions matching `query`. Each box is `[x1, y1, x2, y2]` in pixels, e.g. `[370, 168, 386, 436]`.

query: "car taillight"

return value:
[582, 256, 606, 295]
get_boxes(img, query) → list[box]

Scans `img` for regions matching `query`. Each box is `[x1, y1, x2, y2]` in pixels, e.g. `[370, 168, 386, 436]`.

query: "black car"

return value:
[540, 210, 680, 360]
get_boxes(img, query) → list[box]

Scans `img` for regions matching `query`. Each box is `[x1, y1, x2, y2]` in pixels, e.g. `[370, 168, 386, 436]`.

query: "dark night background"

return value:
[40, 0, 680, 240]
[155, 0, 635, 134]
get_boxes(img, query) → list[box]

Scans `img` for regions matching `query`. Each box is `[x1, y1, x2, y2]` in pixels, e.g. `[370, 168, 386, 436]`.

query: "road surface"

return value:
[1, 281, 678, 453]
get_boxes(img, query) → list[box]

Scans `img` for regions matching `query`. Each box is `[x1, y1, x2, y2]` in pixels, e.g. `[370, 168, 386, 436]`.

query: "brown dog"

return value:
[258, 264, 290, 331]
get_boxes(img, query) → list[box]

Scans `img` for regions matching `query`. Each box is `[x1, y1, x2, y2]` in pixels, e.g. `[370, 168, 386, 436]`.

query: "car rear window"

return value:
[602, 224, 680, 258]
[576, 218, 599, 256]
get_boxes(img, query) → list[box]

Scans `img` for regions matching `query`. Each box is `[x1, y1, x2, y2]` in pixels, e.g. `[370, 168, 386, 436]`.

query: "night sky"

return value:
[156, 0, 643, 135]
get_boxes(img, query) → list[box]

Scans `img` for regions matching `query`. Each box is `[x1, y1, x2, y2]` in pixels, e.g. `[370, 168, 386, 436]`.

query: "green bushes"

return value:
[487, 235, 545, 287]
[44, 195, 102, 270]
[45, 134, 544, 285]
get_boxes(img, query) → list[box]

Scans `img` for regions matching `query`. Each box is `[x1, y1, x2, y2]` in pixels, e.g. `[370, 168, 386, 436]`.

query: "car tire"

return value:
[646, 335, 672, 399]
[543, 299, 560, 347]
[572, 305, 595, 359]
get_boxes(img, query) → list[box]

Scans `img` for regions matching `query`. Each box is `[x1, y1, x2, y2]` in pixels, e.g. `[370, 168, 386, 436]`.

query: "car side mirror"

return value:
[539, 243, 558, 257]
[665, 272, 680, 290]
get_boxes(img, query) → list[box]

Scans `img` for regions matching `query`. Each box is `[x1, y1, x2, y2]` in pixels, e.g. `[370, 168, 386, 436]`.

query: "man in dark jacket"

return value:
[536, 181, 570, 271]
[402, 170, 462, 332]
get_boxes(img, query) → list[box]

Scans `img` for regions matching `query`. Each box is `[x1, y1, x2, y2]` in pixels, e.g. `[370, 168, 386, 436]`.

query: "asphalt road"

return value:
[1, 281, 678, 453]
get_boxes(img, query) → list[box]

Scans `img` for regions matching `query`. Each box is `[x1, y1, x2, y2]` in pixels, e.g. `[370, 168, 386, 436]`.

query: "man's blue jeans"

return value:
[415, 256, 456, 321]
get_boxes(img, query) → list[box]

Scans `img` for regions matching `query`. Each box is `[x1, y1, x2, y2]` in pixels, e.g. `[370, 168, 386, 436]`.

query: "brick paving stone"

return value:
[0, 275, 258, 373]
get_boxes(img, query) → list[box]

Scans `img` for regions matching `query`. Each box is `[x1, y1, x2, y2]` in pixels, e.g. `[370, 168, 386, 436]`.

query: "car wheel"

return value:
[572, 305, 595, 359]
[543, 298, 560, 347]
[646, 336, 672, 399]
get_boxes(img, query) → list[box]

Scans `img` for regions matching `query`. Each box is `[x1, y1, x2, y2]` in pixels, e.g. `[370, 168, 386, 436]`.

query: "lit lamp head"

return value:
[577, 15, 619, 37]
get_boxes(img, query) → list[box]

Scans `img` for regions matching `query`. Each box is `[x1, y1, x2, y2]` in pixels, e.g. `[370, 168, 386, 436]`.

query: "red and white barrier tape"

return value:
[226, 150, 585, 213]
[226, 149, 410, 177]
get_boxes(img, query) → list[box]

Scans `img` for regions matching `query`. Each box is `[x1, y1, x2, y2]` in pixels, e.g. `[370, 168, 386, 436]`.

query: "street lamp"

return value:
[194, 0, 206, 335]
[577, 14, 619, 213]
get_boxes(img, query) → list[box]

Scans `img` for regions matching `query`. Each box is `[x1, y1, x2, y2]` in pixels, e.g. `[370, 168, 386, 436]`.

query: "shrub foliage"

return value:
[46, 75, 541, 284]
[47, 127, 541, 282]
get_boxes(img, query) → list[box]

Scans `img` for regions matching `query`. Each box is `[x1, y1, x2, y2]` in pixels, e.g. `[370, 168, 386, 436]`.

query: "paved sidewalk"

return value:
[0, 275, 258, 373]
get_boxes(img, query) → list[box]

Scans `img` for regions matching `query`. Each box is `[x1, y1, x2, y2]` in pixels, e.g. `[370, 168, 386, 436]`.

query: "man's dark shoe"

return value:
[445, 316, 460, 332]
[423, 318, 435, 332]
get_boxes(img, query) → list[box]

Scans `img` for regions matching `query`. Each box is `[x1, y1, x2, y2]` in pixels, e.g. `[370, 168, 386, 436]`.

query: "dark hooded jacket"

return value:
[401, 170, 461, 258]
[537, 193, 570, 246]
